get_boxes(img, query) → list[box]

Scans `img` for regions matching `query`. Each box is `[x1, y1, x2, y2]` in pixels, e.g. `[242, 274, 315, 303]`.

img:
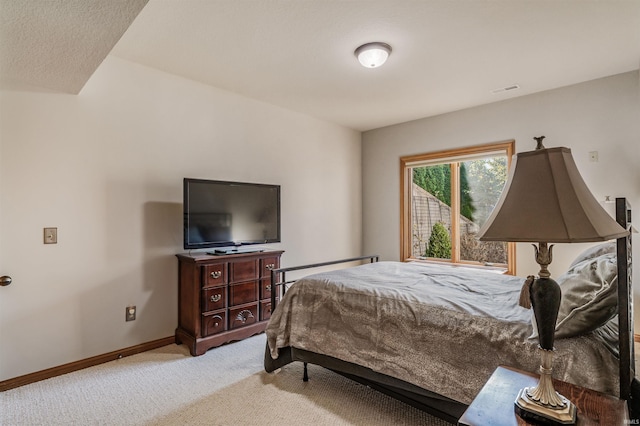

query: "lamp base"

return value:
[515, 387, 577, 425]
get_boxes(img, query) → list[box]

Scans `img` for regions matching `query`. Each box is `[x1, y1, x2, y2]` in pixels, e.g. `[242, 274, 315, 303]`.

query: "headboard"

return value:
[616, 197, 634, 400]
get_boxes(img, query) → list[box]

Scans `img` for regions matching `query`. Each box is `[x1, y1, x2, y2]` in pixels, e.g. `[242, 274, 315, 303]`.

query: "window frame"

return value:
[400, 140, 516, 274]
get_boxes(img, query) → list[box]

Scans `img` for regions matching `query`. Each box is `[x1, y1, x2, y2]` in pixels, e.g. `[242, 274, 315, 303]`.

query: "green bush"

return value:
[426, 222, 451, 259]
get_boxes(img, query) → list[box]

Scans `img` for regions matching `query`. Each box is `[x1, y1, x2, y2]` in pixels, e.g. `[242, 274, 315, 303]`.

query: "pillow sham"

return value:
[529, 251, 618, 340]
[591, 315, 619, 358]
[568, 242, 616, 269]
[555, 252, 618, 339]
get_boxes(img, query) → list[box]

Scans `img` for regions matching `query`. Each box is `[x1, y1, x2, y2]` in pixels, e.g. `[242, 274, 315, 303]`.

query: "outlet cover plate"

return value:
[126, 306, 136, 322]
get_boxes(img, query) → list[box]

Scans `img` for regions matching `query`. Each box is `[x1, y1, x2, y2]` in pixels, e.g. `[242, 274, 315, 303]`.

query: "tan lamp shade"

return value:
[478, 147, 628, 243]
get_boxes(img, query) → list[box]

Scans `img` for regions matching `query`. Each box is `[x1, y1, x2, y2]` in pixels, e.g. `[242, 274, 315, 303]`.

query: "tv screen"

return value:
[183, 178, 281, 250]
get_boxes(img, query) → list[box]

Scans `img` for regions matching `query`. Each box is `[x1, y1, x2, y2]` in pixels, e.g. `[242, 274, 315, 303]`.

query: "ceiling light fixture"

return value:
[355, 42, 392, 68]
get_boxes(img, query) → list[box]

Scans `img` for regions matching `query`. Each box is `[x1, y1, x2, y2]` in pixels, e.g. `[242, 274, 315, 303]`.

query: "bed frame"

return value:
[266, 197, 635, 423]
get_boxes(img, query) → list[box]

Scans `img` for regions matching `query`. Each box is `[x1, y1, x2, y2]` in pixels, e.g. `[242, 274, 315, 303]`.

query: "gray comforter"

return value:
[265, 261, 619, 403]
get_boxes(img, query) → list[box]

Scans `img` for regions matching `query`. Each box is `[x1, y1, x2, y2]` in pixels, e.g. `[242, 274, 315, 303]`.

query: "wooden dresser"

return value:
[175, 250, 283, 356]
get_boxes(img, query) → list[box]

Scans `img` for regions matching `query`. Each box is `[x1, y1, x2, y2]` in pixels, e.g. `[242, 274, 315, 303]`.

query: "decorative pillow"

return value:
[591, 315, 619, 358]
[555, 252, 618, 339]
[568, 242, 616, 269]
[529, 252, 618, 340]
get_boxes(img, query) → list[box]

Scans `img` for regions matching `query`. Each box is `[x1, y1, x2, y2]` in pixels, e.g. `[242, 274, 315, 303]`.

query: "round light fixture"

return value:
[354, 42, 392, 68]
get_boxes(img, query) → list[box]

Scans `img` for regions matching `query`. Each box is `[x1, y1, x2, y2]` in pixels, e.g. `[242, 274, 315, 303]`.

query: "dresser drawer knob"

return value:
[212, 314, 223, 328]
[265, 284, 271, 291]
[210, 271, 222, 279]
[210, 294, 221, 303]
[265, 264, 275, 270]
[235, 309, 254, 324]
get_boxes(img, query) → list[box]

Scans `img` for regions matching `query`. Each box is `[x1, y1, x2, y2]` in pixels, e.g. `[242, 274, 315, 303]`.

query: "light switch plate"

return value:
[44, 227, 57, 244]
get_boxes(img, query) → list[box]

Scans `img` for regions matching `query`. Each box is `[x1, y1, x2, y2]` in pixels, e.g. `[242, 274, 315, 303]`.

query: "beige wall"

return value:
[0, 56, 362, 380]
[362, 71, 639, 319]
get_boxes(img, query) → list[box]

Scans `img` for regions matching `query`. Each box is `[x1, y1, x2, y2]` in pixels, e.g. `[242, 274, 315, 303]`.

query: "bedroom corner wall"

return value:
[362, 70, 640, 326]
[0, 56, 361, 381]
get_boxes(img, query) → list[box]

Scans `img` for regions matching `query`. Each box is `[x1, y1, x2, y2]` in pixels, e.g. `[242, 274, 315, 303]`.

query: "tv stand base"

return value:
[209, 248, 265, 255]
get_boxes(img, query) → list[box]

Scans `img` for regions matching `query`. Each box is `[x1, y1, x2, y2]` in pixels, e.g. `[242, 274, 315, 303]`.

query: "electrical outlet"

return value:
[44, 227, 57, 244]
[126, 306, 136, 322]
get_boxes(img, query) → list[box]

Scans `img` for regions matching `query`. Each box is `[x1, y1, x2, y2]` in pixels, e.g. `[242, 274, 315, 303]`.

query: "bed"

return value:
[264, 197, 635, 423]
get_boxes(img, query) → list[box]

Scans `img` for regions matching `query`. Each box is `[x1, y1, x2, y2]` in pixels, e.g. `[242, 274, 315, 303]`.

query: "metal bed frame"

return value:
[266, 198, 636, 422]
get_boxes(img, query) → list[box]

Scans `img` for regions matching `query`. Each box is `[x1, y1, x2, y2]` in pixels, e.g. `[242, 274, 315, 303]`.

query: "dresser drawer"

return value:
[260, 299, 278, 321]
[202, 310, 227, 336]
[229, 281, 257, 306]
[260, 256, 280, 278]
[229, 304, 258, 329]
[202, 263, 227, 287]
[202, 286, 227, 312]
[259, 278, 273, 300]
[230, 259, 258, 282]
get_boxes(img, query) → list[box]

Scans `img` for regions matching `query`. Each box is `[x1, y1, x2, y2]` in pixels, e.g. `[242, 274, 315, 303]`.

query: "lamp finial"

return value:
[534, 136, 546, 150]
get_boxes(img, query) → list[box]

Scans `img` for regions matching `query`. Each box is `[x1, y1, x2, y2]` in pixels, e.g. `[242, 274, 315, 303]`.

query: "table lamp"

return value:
[477, 136, 629, 425]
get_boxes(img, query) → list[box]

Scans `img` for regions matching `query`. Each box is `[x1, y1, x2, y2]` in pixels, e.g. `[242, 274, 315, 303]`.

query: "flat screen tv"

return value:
[183, 178, 281, 252]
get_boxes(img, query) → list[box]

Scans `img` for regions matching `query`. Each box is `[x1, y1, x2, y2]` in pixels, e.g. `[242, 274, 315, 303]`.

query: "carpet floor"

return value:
[1, 334, 454, 425]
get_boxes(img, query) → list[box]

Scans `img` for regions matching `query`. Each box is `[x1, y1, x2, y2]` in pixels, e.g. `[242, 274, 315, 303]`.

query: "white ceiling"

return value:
[0, 0, 148, 94]
[2, 1, 640, 131]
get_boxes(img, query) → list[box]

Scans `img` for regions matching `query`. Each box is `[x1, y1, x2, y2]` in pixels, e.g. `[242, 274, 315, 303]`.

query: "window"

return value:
[400, 140, 516, 274]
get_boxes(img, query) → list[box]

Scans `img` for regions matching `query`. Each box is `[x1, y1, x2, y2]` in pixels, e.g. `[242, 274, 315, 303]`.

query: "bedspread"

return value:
[265, 261, 619, 403]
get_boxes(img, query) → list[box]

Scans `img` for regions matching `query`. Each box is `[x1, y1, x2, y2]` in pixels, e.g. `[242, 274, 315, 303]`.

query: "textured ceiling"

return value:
[2, 1, 640, 131]
[0, 0, 148, 93]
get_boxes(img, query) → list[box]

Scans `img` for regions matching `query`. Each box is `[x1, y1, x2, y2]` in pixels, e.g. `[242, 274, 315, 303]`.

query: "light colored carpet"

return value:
[1, 334, 454, 425]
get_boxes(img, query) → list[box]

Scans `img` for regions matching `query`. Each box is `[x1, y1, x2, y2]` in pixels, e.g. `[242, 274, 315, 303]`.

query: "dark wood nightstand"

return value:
[458, 366, 629, 426]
